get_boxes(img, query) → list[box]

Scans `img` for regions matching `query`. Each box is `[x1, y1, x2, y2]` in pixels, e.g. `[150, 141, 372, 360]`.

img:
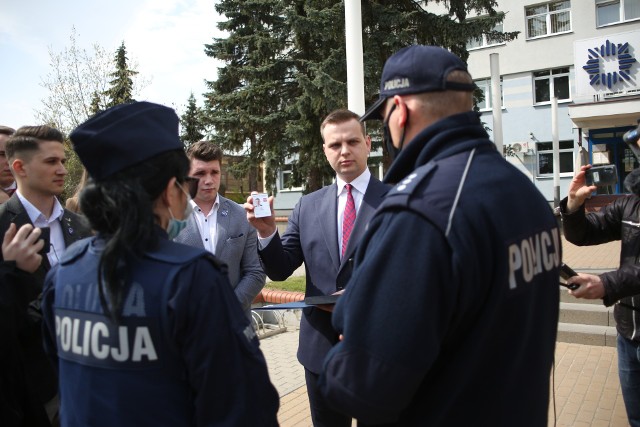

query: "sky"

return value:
[0, 0, 224, 129]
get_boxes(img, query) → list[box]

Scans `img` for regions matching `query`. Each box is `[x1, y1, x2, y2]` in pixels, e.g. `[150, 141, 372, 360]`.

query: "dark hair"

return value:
[80, 149, 190, 321]
[186, 140, 223, 163]
[0, 126, 15, 137]
[320, 109, 365, 139]
[6, 125, 64, 160]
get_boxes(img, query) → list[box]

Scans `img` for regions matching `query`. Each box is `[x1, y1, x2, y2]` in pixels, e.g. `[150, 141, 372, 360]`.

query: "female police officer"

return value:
[40, 102, 279, 426]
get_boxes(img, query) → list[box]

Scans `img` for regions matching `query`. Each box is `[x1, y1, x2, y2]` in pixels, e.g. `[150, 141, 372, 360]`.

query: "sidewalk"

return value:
[259, 235, 628, 426]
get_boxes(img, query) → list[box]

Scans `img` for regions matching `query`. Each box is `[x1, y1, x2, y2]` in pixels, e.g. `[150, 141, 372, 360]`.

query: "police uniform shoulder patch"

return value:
[388, 162, 438, 197]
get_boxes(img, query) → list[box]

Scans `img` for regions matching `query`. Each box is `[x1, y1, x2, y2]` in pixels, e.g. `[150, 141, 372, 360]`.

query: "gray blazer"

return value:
[174, 195, 266, 311]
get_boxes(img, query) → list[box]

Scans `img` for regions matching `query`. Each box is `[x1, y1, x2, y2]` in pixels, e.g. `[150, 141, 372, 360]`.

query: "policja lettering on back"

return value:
[55, 309, 158, 366]
[507, 228, 561, 290]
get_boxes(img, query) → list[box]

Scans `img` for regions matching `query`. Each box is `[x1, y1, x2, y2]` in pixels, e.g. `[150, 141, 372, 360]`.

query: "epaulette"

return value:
[381, 161, 438, 208]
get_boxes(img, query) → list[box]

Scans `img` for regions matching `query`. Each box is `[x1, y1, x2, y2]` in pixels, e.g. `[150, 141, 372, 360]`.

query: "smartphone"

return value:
[585, 164, 618, 187]
[559, 263, 579, 290]
[38, 227, 50, 255]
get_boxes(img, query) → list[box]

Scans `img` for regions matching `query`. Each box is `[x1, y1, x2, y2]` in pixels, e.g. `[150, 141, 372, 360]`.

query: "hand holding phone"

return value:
[559, 263, 580, 290]
[38, 227, 50, 255]
[585, 164, 618, 187]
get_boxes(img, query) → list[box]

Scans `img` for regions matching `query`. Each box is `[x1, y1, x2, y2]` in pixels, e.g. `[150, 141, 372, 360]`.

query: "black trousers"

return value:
[305, 368, 352, 427]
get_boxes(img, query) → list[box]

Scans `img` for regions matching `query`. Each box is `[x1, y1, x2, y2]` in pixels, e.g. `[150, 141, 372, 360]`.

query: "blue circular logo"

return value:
[583, 40, 637, 89]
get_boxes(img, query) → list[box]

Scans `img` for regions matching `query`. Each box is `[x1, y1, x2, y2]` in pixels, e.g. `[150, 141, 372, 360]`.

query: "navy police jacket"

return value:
[320, 111, 560, 426]
[41, 231, 279, 426]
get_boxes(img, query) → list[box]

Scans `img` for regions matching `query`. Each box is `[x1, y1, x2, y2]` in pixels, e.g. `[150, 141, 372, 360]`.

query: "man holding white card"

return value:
[174, 141, 265, 317]
[245, 109, 389, 427]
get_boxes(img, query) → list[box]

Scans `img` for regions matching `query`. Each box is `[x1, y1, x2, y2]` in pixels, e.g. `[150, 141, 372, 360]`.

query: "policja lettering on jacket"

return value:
[507, 228, 561, 290]
[55, 308, 158, 367]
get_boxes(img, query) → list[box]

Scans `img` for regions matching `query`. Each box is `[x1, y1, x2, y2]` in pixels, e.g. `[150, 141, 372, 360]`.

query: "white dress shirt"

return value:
[16, 191, 65, 267]
[191, 195, 220, 254]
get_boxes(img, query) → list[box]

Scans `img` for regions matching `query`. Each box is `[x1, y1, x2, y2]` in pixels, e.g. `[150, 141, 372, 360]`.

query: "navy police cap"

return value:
[361, 45, 476, 121]
[70, 101, 183, 181]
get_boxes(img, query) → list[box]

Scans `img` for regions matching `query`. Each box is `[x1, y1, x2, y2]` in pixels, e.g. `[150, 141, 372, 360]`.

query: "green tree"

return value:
[89, 91, 102, 116]
[204, 0, 291, 194]
[206, 0, 518, 193]
[180, 93, 205, 147]
[104, 42, 138, 108]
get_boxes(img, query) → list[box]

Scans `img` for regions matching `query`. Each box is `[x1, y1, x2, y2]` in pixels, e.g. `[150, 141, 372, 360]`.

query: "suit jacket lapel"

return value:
[318, 184, 340, 271]
[183, 214, 205, 249]
[215, 198, 230, 256]
[341, 178, 387, 265]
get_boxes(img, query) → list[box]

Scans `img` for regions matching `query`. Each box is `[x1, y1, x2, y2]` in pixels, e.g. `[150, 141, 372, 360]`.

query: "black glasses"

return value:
[178, 177, 199, 199]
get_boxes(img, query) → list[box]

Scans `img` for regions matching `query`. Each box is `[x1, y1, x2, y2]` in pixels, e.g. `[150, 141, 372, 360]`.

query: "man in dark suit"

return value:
[0, 125, 92, 425]
[174, 141, 265, 317]
[245, 109, 389, 427]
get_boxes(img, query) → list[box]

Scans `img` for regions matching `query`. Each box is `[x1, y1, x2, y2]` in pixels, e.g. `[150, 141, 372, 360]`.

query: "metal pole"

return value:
[344, 0, 365, 115]
[490, 53, 503, 154]
[552, 97, 560, 207]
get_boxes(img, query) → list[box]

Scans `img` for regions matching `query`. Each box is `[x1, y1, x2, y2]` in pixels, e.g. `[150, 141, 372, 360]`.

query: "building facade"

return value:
[273, 0, 640, 214]
[467, 0, 639, 201]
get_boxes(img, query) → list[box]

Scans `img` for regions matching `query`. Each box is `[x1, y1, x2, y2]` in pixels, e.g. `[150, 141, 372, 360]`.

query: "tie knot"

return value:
[345, 183, 352, 194]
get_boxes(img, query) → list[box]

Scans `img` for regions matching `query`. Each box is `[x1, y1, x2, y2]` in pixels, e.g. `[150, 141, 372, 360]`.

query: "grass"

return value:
[265, 276, 306, 293]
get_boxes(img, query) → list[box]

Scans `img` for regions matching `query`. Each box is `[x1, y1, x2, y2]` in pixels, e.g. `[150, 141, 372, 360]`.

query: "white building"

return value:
[274, 0, 640, 214]
[467, 0, 639, 202]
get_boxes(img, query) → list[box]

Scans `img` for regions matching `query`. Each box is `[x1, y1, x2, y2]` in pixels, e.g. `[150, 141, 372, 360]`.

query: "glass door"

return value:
[588, 127, 635, 194]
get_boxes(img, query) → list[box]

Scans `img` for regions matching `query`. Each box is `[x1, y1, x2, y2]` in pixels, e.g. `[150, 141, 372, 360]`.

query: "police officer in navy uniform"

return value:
[41, 102, 279, 426]
[319, 46, 560, 426]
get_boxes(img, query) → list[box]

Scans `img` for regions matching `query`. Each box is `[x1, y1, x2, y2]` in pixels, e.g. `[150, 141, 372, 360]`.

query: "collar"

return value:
[336, 168, 371, 196]
[16, 191, 64, 224]
[191, 194, 220, 215]
[384, 111, 493, 184]
[3, 182, 16, 192]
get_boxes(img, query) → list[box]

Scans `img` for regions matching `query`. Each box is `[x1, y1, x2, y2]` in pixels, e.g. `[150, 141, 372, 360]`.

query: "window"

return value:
[279, 163, 301, 191]
[533, 67, 570, 104]
[537, 140, 574, 176]
[467, 22, 505, 50]
[596, 0, 640, 26]
[526, 1, 572, 38]
[475, 78, 504, 110]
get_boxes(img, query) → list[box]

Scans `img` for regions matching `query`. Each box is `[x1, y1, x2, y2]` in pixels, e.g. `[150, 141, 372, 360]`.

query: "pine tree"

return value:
[203, 0, 292, 194]
[205, 0, 518, 193]
[180, 93, 205, 148]
[104, 42, 138, 108]
[89, 91, 102, 116]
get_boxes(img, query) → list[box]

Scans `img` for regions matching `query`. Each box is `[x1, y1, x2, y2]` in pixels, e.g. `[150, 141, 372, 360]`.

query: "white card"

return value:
[252, 193, 271, 218]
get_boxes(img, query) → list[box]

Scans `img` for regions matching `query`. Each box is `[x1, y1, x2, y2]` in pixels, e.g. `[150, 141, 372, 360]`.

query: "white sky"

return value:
[0, 0, 224, 129]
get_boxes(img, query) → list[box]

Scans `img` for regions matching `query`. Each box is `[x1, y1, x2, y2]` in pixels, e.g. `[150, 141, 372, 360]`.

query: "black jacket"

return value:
[561, 195, 640, 341]
[0, 262, 50, 426]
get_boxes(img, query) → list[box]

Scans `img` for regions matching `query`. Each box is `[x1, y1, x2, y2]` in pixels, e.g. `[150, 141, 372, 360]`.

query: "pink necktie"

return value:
[342, 184, 356, 258]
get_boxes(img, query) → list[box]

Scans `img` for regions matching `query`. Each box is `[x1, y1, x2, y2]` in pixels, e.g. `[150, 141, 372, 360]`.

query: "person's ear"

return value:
[11, 159, 26, 177]
[396, 97, 409, 129]
[160, 177, 179, 209]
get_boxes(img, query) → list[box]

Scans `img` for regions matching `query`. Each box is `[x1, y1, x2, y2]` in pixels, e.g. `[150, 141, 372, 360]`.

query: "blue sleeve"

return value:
[168, 258, 279, 426]
[319, 211, 456, 424]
